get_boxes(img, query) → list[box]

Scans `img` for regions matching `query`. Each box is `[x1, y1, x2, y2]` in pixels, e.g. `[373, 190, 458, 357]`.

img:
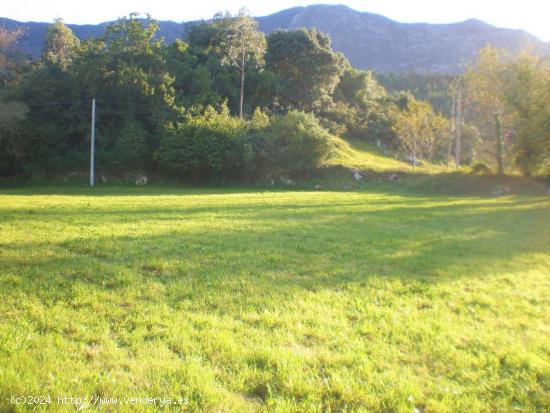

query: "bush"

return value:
[469, 162, 492, 175]
[252, 110, 334, 179]
[104, 122, 150, 175]
[158, 105, 252, 182]
[159, 108, 334, 183]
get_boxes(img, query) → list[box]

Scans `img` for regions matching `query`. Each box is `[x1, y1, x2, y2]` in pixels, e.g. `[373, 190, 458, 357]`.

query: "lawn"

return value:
[0, 186, 549, 412]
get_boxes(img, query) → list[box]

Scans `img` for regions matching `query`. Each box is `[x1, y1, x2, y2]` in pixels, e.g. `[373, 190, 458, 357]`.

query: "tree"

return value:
[377, 71, 456, 116]
[334, 69, 386, 109]
[90, 14, 176, 172]
[422, 111, 449, 169]
[448, 78, 464, 168]
[463, 45, 511, 174]
[175, 18, 240, 112]
[43, 18, 80, 70]
[17, 21, 89, 174]
[459, 124, 482, 165]
[17, 14, 177, 176]
[101, 13, 175, 115]
[0, 26, 28, 176]
[0, 100, 27, 175]
[266, 29, 345, 112]
[0, 26, 25, 73]
[159, 104, 252, 182]
[504, 52, 550, 176]
[393, 99, 444, 172]
[322, 68, 391, 141]
[251, 110, 334, 179]
[0, 27, 22, 54]
[219, 9, 266, 119]
[164, 39, 221, 108]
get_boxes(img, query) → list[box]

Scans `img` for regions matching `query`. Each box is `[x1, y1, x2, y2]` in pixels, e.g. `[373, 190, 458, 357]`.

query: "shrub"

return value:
[158, 105, 252, 182]
[252, 110, 334, 179]
[106, 122, 150, 175]
[469, 162, 492, 175]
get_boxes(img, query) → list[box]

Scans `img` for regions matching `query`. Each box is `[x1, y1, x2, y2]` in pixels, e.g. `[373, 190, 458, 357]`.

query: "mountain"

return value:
[256, 5, 550, 72]
[0, 18, 184, 59]
[2, 4, 549, 73]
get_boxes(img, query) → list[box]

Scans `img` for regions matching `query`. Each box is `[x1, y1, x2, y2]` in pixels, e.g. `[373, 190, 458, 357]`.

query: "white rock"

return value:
[491, 185, 511, 195]
[135, 175, 148, 186]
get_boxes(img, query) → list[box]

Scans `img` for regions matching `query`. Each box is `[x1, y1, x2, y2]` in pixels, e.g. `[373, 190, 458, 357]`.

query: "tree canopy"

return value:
[266, 29, 346, 112]
[0, 14, 548, 181]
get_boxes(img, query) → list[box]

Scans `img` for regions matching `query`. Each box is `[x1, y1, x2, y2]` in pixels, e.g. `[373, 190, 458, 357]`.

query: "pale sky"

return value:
[1, 0, 549, 41]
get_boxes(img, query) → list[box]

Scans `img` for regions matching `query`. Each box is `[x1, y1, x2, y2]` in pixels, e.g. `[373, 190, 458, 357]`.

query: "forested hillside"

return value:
[0, 12, 549, 182]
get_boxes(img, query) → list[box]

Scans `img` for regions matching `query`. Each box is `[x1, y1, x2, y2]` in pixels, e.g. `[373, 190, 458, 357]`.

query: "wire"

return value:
[24, 99, 171, 114]
[26, 100, 88, 107]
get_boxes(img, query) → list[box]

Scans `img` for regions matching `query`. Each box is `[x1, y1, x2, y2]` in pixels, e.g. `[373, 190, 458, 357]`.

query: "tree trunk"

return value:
[239, 49, 245, 119]
[495, 112, 505, 175]
[448, 89, 456, 165]
[412, 139, 416, 174]
[454, 81, 462, 168]
[428, 145, 433, 174]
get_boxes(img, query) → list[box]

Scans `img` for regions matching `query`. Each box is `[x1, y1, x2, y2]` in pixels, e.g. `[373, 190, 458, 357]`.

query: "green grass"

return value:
[327, 137, 447, 173]
[328, 137, 411, 172]
[328, 137, 414, 172]
[0, 185, 549, 412]
[320, 136, 548, 197]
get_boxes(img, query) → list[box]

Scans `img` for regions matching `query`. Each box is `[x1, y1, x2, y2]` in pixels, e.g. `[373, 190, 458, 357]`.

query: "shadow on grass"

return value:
[1, 166, 548, 197]
[2, 195, 549, 312]
[0, 193, 547, 226]
[315, 165, 549, 195]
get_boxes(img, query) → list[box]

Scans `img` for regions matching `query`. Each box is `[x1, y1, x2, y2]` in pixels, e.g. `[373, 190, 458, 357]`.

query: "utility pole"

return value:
[454, 81, 463, 168]
[239, 48, 245, 119]
[90, 97, 96, 187]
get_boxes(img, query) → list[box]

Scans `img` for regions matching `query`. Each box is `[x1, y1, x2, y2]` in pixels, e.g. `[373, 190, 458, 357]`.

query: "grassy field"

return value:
[0, 185, 549, 412]
[328, 138, 415, 172]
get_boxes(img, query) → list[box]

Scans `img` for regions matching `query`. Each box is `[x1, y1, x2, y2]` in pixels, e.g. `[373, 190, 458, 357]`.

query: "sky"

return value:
[1, 0, 549, 41]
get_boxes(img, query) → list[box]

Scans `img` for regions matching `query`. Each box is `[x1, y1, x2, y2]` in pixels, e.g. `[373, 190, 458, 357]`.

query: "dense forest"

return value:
[0, 11, 549, 183]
